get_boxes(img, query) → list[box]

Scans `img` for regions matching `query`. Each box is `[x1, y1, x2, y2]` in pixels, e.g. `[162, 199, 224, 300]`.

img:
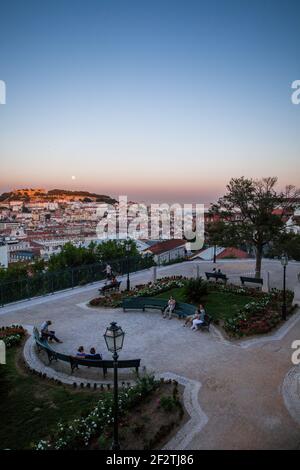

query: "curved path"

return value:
[1, 259, 300, 449]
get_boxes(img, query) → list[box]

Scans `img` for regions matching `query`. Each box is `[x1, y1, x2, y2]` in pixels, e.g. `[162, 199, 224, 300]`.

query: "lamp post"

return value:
[213, 244, 217, 264]
[281, 254, 288, 321]
[125, 241, 131, 291]
[103, 321, 125, 451]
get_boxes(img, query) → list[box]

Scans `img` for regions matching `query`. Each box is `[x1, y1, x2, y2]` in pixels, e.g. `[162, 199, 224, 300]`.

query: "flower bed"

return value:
[35, 373, 176, 450]
[223, 290, 295, 337]
[89, 276, 187, 308]
[89, 276, 296, 339]
[0, 325, 26, 348]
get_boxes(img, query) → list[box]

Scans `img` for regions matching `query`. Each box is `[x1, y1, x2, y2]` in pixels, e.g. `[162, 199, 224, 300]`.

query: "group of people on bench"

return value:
[162, 297, 208, 330]
[40, 321, 103, 361]
[76, 345, 102, 360]
[212, 268, 224, 275]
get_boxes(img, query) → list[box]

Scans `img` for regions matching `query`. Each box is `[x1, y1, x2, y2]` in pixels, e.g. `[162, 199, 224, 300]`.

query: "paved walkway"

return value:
[1, 259, 300, 449]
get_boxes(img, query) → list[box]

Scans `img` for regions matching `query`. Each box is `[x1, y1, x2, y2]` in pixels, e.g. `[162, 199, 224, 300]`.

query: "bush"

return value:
[183, 278, 208, 304]
[159, 396, 179, 412]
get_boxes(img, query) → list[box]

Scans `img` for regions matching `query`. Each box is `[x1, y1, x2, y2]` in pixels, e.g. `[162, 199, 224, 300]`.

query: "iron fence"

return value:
[0, 255, 154, 307]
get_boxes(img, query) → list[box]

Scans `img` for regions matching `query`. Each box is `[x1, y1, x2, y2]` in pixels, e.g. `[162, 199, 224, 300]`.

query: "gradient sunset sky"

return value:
[0, 0, 299, 203]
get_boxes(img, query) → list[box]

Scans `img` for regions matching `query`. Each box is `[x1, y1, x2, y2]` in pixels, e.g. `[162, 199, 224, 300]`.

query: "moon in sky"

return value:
[71, 175, 76, 180]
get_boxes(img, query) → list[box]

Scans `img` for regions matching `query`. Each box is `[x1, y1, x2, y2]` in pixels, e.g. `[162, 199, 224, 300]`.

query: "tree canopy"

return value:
[209, 177, 300, 277]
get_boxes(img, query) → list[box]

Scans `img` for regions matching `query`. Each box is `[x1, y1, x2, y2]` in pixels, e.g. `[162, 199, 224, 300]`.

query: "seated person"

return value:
[40, 320, 63, 343]
[109, 275, 118, 286]
[163, 296, 176, 319]
[100, 276, 118, 292]
[85, 347, 102, 360]
[76, 346, 86, 357]
[183, 310, 200, 327]
[191, 304, 206, 330]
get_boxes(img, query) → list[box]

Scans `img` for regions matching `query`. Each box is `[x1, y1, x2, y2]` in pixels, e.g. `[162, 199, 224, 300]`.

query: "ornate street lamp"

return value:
[281, 254, 289, 321]
[103, 322, 125, 450]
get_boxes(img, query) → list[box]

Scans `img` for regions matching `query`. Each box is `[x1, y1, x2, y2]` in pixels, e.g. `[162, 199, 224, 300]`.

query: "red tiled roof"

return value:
[217, 247, 250, 260]
[144, 239, 186, 255]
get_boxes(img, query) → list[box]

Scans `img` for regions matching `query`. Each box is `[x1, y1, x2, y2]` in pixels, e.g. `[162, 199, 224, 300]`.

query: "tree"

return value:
[95, 239, 139, 263]
[211, 177, 300, 277]
[48, 242, 97, 270]
[205, 220, 228, 262]
[268, 232, 300, 261]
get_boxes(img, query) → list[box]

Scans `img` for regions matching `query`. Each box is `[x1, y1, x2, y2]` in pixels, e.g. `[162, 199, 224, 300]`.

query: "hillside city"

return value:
[0, 187, 300, 269]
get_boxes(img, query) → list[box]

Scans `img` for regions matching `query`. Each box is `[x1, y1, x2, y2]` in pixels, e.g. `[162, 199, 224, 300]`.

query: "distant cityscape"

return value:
[1, 187, 300, 269]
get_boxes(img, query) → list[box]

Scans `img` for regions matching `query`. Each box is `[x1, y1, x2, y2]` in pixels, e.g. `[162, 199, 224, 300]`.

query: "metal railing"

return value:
[0, 255, 154, 307]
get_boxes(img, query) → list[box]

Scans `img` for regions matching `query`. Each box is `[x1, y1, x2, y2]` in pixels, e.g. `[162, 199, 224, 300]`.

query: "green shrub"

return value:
[97, 434, 109, 449]
[159, 396, 178, 412]
[183, 278, 208, 304]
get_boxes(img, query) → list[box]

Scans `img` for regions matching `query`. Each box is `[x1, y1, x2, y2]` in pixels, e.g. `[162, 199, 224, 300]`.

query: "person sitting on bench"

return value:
[85, 347, 102, 360]
[191, 305, 206, 330]
[213, 268, 223, 275]
[76, 346, 86, 357]
[109, 275, 118, 286]
[40, 320, 63, 343]
[163, 296, 176, 319]
[183, 305, 202, 327]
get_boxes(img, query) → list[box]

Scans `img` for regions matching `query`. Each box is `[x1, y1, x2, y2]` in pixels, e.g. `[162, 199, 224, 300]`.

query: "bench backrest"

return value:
[69, 356, 140, 369]
[205, 272, 227, 280]
[33, 326, 40, 341]
[123, 296, 196, 317]
[240, 276, 263, 285]
[101, 281, 121, 290]
[33, 333, 140, 370]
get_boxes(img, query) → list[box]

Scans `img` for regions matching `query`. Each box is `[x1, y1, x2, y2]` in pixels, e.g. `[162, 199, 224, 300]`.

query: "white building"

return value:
[143, 239, 186, 265]
[0, 244, 8, 268]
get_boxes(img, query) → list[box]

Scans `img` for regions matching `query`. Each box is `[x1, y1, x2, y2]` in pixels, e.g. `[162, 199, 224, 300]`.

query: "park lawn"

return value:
[155, 287, 253, 321]
[0, 346, 102, 450]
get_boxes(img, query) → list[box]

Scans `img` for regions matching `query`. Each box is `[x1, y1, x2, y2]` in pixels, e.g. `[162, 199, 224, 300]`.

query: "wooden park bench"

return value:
[122, 296, 196, 319]
[196, 314, 212, 332]
[33, 327, 140, 377]
[205, 272, 228, 283]
[240, 276, 263, 288]
[99, 281, 121, 295]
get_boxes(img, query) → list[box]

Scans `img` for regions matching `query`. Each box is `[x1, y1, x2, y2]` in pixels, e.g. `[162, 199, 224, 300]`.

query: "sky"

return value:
[0, 0, 299, 203]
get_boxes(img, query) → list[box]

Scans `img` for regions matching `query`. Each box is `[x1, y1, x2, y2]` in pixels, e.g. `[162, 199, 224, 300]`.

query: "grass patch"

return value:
[155, 286, 253, 321]
[0, 346, 101, 450]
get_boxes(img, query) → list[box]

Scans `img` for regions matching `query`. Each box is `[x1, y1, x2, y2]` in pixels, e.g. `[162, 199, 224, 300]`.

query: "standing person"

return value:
[40, 320, 63, 343]
[163, 296, 176, 319]
[104, 264, 112, 283]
